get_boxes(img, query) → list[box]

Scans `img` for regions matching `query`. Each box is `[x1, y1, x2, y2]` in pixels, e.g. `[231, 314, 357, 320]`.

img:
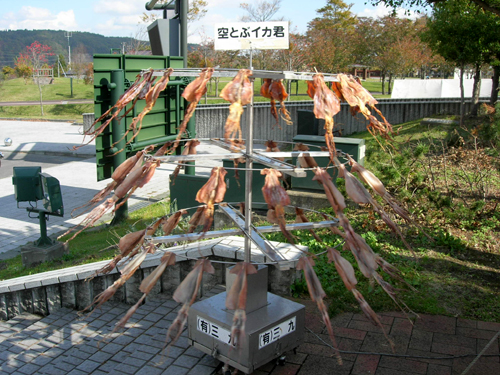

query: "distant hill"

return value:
[0, 29, 140, 67]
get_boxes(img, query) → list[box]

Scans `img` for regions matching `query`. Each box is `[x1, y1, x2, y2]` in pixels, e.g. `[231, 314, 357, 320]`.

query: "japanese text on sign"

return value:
[214, 22, 289, 51]
[259, 316, 296, 349]
[197, 316, 233, 346]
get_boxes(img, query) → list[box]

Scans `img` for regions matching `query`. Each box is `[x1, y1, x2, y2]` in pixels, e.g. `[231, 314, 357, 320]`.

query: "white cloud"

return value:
[93, 0, 145, 15]
[357, 4, 419, 20]
[0, 6, 78, 30]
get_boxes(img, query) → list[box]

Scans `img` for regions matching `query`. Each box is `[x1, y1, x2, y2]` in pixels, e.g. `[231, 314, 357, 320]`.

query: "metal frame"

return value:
[146, 68, 339, 268]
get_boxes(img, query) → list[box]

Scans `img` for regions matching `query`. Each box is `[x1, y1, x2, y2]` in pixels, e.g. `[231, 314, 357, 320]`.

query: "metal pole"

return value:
[244, 76, 255, 263]
[36, 213, 53, 246]
[181, 0, 188, 68]
[109, 69, 128, 225]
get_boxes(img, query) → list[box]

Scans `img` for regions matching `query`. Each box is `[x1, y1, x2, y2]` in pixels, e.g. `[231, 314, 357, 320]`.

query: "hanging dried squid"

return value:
[164, 259, 215, 352]
[220, 69, 253, 149]
[195, 167, 228, 234]
[297, 256, 342, 364]
[261, 168, 294, 244]
[76, 69, 155, 149]
[261, 79, 293, 127]
[171, 67, 214, 153]
[111, 68, 174, 152]
[307, 74, 341, 162]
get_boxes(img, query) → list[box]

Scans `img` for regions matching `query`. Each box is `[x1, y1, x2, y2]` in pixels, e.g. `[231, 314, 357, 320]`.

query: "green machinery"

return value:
[291, 134, 365, 191]
[93, 54, 192, 222]
[12, 167, 64, 246]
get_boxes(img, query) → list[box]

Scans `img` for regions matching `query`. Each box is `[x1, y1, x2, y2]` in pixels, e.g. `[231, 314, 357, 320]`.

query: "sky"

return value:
[0, 0, 420, 44]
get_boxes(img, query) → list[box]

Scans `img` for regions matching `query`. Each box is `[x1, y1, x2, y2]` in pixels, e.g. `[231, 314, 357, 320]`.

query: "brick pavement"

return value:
[0, 292, 499, 375]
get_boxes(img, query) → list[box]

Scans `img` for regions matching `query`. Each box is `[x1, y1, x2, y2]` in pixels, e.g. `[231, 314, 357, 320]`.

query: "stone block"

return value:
[21, 241, 69, 268]
[46, 285, 62, 314]
[161, 263, 181, 295]
[75, 280, 92, 311]
[24, 280, 42, 289]
[58, 273, 78, 283]
[268, 267, 298, 296]
[212, 243, 237, 259]
[125, 270, 143, 304]
[8, 283, 25, 292]
[0, 294, 7, 320]
[142, 268, 162, 297]
[6, 293, 20, 319]
[32, 287, 49, 316]
[61, 282, 76, 309]
[287, 190, 331, 211]
[18, 289, 34, 314]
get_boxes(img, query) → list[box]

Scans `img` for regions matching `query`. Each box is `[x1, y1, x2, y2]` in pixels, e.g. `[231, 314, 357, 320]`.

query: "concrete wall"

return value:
[194, 98, 485, 142]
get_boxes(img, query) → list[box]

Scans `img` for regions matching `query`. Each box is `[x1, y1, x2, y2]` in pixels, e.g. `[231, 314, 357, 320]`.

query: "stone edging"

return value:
[0, 237, 306, 321]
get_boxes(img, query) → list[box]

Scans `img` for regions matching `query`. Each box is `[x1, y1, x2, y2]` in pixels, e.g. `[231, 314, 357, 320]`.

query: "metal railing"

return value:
[194, 98, 488, 141]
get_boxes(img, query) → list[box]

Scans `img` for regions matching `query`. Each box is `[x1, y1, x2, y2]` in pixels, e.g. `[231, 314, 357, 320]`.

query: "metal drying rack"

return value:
[145, 68, 341, 270]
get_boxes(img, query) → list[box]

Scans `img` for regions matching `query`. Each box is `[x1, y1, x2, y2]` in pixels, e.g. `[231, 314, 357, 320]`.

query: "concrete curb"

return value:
[0, 236, 306, 320]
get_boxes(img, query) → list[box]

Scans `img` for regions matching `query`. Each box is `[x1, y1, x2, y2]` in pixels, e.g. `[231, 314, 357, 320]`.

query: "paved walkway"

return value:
[0, 120, 222, 259]
[0, 292, 499, 375]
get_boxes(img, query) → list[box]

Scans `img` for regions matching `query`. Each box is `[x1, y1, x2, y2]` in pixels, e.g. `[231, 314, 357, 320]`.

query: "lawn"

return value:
[0, 77, 94, 102]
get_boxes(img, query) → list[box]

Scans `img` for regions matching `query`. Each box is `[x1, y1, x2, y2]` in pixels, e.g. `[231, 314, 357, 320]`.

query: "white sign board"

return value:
[214, 22, 289, 50]
[258, 316, 296, 349]
[197, 316, 234, 346]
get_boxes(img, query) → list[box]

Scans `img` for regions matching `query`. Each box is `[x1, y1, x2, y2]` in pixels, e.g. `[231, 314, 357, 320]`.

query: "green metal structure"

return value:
[291, 134, 366, 191]
[12, 167, 64, 246]
[93, 54, 191, 182]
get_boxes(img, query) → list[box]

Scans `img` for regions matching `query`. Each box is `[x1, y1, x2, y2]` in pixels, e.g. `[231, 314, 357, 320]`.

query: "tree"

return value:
[421, 0, 500, 117]
[240, 0, 283, 22]
[2, 66, 15, 79]
[14, 53, 33, 84]
[26, 41, 54, 116]
[72, 44, 91, 82]
[306, 0, 358, 73]
[369, 0, 500, 18]
[58, 54, 68, 77]
[140, 0, 208, 24]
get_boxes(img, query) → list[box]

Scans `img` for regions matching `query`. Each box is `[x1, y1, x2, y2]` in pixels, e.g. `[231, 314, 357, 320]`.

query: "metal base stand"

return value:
[187, 266, 305, 374]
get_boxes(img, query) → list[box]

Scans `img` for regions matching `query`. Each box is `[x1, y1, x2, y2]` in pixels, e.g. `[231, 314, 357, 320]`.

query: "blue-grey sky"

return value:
[0, 0, 418, 43]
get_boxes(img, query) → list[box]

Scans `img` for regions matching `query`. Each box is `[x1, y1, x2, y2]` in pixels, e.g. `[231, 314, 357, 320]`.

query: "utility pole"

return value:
[122, 42, 126, 54]
[65, 31, 72, 66]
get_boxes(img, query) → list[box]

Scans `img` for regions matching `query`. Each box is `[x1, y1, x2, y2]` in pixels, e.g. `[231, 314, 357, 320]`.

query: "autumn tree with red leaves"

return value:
[26, 41, 54, 116]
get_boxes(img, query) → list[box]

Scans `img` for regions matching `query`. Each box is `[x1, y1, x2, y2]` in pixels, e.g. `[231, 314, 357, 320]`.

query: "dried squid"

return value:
[171, 67, 214, 152]
[261, 168, 294, 244]
[225, 262, 257, 352]
[195, 167, 228, 233]
[165, 259, 215, 352]
[297, 256, 342, 364]
[112, 68, 174, 152]
[307, 74, 341, 162]
[261, 79, 293, 127]
[220, 69, 253, 148]
[76, 69, 155, 149]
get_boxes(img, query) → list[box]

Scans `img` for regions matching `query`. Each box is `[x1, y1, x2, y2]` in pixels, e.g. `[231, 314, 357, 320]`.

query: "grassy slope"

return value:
[278, 119, 500, 322]
[0, 77, 94, 120]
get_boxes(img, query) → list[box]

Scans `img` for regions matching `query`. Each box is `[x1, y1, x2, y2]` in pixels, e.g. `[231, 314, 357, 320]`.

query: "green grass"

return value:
[0, 104, 93, 121]
[0, 200, 174, 281]
[0, 77, 94, 102]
